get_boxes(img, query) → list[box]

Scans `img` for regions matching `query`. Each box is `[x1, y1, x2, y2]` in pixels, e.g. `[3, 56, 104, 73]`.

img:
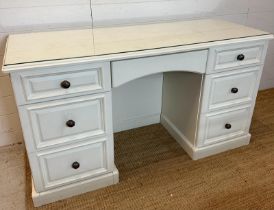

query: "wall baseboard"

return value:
[0, 131, 23, 147]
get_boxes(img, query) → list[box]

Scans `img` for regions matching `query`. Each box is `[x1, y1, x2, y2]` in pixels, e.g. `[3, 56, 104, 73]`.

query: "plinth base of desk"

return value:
[161, 114, 251, 160]
[32, 167, 119, 207]
[192, 135, 251, 160]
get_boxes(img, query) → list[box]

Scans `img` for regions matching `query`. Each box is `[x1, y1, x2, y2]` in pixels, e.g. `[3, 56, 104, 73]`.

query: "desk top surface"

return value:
[3, 19, 272, 67]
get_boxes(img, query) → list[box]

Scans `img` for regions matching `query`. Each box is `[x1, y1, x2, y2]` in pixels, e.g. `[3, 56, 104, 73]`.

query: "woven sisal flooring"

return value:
[26, 89, 274, 210]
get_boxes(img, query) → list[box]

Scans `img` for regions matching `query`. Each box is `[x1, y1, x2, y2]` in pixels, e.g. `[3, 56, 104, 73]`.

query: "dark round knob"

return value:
[225, 123, 232, 129]
[237, 54, 245, 61]
[60, 80, 71, 89]
[72, 162, 80, 169]
[66, 120, 75, 128]
[231, 88, 239, 94]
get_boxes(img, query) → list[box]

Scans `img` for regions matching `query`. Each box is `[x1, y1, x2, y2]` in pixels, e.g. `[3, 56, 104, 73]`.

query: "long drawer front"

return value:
[197, 105, 252, 147]
[111, 50, 208, 87]
[11, 62, 111, 105]
[19, 93, 113, 152]
[29, 137, 114, 192]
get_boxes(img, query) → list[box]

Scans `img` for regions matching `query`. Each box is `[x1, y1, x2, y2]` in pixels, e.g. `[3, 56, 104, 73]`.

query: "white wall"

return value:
[246, 0, 274, 89]
[91, 0, 249, 26]
[0, 0, 92, 146]
[0, 0, 274, 146]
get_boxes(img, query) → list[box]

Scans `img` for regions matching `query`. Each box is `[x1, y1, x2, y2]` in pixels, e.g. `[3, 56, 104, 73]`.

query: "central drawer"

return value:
[111, 50, 208, 87]
[19, 93, 113, 152]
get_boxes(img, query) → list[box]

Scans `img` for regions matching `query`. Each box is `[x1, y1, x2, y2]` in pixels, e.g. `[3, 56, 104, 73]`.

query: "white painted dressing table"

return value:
[1, 19, 273, 207]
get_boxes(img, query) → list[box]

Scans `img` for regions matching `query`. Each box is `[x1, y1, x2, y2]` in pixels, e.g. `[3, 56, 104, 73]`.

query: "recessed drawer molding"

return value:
[32, 138, 113, 191]
[207, 42, 266, 73]
[19, 93, 113, 152]
[201, 67, 261, 112]
[11, 62, 111, 105]
[198, 106, 252, 147]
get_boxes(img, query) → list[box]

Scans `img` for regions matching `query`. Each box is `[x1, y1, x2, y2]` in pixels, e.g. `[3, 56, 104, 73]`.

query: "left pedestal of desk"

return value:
[7, 61, 119, 207]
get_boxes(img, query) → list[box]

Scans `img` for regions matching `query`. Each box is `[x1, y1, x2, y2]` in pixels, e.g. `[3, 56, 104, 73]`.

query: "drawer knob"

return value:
[61, 80, 71, 89]
[231, 88, 239, 94]
[225, 123, 232, 129]
[72, 161, 80, 169]
[66, 120, 75, 128]
[237, 54, 245, 61]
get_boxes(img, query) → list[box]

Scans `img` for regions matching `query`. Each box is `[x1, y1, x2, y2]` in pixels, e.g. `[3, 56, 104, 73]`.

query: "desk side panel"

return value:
[161, 72, 203, 147]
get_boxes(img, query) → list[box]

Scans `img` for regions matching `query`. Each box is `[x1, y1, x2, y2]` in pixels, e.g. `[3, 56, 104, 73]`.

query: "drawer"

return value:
[30, 138, 114, 191]
[111, 50, 208, 87]
[201, 67, 261, 112]
[197, 105, 252, 147]
[11, 62, 111, 105]
[19, 93, 113, 152]
[207, 41, 266, 73]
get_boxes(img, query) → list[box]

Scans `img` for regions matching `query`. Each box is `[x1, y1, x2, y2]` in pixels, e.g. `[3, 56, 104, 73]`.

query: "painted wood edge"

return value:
[161, 113, 251, 160]
[3, 34, 274, 73]
[32, 166, 119, 207]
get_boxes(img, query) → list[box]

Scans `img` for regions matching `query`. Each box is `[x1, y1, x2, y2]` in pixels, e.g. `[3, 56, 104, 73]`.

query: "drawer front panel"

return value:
[198, 106, 251, 147]
[11, 62, 111, 105]
[35, 138, 113, 190]
[202, 67, 261, 112]
[19, 93, 113, 152]
[111, 50, 208, 87]
[207, 41, 266, 73]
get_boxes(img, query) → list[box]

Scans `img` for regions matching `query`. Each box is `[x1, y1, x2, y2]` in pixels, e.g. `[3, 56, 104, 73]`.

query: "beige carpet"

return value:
[27, 89, 274, 210]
